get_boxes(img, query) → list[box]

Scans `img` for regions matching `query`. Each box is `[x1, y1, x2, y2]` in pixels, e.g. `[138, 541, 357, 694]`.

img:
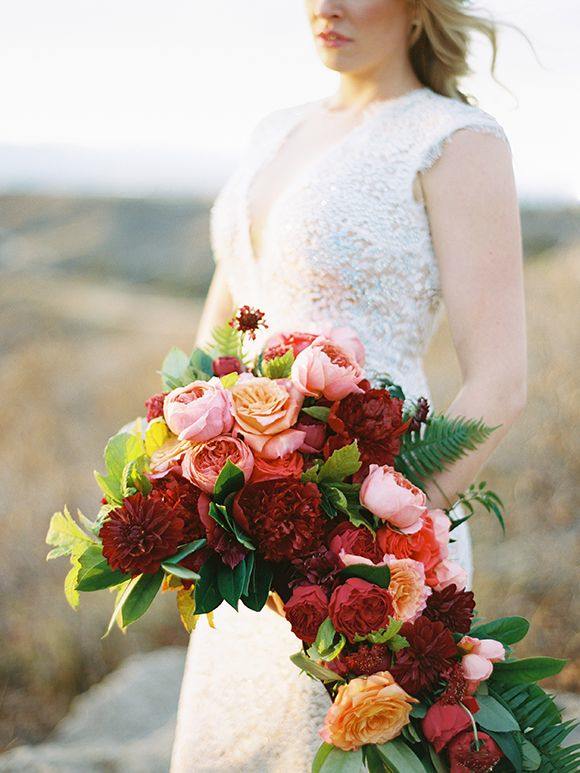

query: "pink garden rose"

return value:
[181, 435, 254, 493]
[163, 378, 233, 442]
[291, 336, 365, 401]
[359, 465, 426, 534]
[230, 374, 305, 459]
[458, 636, 505, 683]
[433, 559, 468, 592]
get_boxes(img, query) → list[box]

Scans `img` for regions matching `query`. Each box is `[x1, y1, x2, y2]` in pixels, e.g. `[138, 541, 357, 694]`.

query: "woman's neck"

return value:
[330, 59, 422, 112]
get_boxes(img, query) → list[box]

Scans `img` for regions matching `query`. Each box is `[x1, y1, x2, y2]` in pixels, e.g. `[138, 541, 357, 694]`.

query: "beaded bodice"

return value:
[210, 87, 507, 401]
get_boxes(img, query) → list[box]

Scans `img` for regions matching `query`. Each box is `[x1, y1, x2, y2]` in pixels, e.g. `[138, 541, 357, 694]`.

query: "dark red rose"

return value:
[391, 616, 457, 695]
[424, 584, 476, 634]
[422, 698, 479, 753]
[284, 584, 329, 643]
[233, 479, 324, 562]
[330, 642, 392, 677]
[448, 730, 503, 772]
[198, 504, 247, 569]
[329, 578, 394, 643]
[327, 521, 383, 565]
[290, 547, 342, 596]
[100, 492, 184, 576]
[145, 391, 167, 421]
[324, 389, 408, 481]
[212, 356, 244, 377]
[149, 472, 207, 542]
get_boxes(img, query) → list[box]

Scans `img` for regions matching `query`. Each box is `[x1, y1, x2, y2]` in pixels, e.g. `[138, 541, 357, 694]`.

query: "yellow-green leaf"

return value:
[144, 418, 171, 456]
[177, 588, 201, 633]
[46, 506, 96, 555]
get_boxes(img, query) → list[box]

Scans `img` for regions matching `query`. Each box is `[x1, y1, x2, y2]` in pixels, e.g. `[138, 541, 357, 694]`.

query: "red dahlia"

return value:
[145, 391, 167, 421]
[100, 492, 184, 576]
[233, 479, 324, 562]
[324, 389, 408, 481]
[424, 584, 476, 634]
[391, 616, 457, 695]
[149, 472, 206, 542]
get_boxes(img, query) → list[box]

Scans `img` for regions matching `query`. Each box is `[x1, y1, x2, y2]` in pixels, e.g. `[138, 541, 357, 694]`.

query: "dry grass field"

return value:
[0, 196, 578, 751]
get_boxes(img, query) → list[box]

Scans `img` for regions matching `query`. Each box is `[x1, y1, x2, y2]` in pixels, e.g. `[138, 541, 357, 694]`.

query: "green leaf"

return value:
[193, 555, 224, 614]
[164, 539, 207, 565]
[492, 657, 567, 685]
[302, 461, 322, 483]
[214, 460, 246, 503]
[242, 551, 255, 597]
[396, 414, 497, 487]
[217, 560, 247, 610]
[160, 346, 190, 389]
[339, 562, 390, 589]
[312, 742, 334, 773]
[105, 432, 144, 481]
[161, 563, 200, 581]
[94, 471, 122, 504]
[318, 442, 361, 483]
[387, 634, 409, 653]
[375, 738, 426, 772]
[289, 651, 344, 684]
[363, 745, 387, 773]
[103, 577, 137, 637]
[312, 618, 347, 661]
[520, 738, 542, 770]
[353, 619, 403, 645]
[75, 546, 130, 591]
[410, 703, 428, 719]
[470, 617, 530, 646]
[487, 731, 524, 772]
[474, 695, 519, 732]
[46, 506, 96, 556]
[121, 571, 163, 627]
[313, 746, 363, 773]
[64, 549, 83, 609]
[188, 348, 214, 380]
[261, 348, 295, 378]
[302, 406, 330, 423]
[241, 557, 273, 611]
[427, 746, 448, 773]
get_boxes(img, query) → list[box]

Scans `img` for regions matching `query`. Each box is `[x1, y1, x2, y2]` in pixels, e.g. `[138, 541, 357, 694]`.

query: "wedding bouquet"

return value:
[47, 306, 575, 773]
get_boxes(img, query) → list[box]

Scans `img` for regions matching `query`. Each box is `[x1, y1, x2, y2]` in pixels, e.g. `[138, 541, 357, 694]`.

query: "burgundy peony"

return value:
[448, 730, 503, 772]
[422, 697, 479, 753]
[327, 521, 383, 565]
[290, 547, 342, 596]
[100, 492, 184, 576]
[324, 388, 408, 481]
[145, 392, 167, 421]
[149, 471, 207, 543]
[424, 584, 476, 634]
[233, 479, 324, 562]
[391, 616, 457, 695]
[329, 578, 394, 643]
[284, 584, 329, 643]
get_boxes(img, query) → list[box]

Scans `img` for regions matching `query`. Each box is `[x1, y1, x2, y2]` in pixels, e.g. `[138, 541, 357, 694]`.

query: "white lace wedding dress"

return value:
[170, 86, 509, 772]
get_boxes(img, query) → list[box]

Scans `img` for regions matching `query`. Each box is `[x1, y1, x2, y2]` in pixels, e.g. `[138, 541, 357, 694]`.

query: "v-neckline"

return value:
[243, 87, 428, 267]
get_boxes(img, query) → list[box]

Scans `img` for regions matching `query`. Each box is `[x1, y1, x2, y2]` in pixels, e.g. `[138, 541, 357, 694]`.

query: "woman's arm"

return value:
[194, 262, 236, 349]
[418, 128, 527, 509]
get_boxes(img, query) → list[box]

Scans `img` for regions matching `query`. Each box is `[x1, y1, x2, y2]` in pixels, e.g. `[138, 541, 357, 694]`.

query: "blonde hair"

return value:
[408, 0, 500, 103]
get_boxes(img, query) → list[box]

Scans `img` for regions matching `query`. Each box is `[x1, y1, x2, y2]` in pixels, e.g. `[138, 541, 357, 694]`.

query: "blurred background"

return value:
[0, 0, 579, 769]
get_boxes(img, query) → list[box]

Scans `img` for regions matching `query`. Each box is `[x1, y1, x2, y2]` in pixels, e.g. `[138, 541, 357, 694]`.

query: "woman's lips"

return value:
[317, 30, 353, 49]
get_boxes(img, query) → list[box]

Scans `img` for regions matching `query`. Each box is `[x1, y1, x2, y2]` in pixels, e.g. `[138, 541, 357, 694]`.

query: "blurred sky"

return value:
[0, 0, 578, 200]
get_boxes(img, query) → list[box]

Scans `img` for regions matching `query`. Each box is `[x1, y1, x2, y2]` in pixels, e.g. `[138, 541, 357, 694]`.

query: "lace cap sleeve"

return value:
[416, 102, 511, 176]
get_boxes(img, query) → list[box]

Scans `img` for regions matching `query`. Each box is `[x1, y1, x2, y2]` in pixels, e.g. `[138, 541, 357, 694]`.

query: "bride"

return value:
[170, 1, 526, 770]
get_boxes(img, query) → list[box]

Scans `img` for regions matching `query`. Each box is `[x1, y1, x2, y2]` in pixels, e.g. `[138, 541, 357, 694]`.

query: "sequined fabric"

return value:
[170, 89, 509, 773]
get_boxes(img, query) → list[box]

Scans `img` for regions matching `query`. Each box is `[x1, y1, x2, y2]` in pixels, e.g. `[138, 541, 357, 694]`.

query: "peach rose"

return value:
[320, 671, 416, 751]
[181, 435, 254, 493]
[149, 436, 191, 479]
[249, 452, 304, 482]
[360, 465, 426, 534]
[387, 557, 431, 623]
[163, 378, 233, 442]
[230, 374, 305, 459]
[433, 559, 468, 592]
[291, 337, 365, 401]
[459, 636, 505, 684]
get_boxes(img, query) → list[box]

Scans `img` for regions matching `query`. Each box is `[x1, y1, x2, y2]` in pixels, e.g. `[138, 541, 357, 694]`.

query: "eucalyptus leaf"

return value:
[375, 738, 426, 772]
[474, 695, 519, 733]
[314, 746, 363, 773]
[160, 346, 189, 390]
[312, 742, 334, 773]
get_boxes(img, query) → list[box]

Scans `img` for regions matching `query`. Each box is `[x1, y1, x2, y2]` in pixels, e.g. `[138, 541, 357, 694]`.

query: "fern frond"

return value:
[204, 323, 244, 360]
[395, 414, 498, 486]
[492, 684, 579, 771]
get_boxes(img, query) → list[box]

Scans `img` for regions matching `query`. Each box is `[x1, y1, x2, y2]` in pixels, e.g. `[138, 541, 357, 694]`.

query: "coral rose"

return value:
[284, 584, 329, 644]
[291, 337, 365, 401]
[181, 435, 254, 493]
[263, 330, 318, 357]
[163, 378, 233, 442]
[387, 557, 431, 623]
[249, 452, 303, 482]
[230, 374, 305, 459]
[329, 578, 394, 643]
[422, 698, 479, 753]
[360, 465, 426, 534]
[320, 671, 416, 751]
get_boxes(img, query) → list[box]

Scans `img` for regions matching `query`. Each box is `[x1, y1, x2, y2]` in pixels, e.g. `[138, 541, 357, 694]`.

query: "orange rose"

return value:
[230, 374, 305, 459]
[320, 671, 416, 751]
